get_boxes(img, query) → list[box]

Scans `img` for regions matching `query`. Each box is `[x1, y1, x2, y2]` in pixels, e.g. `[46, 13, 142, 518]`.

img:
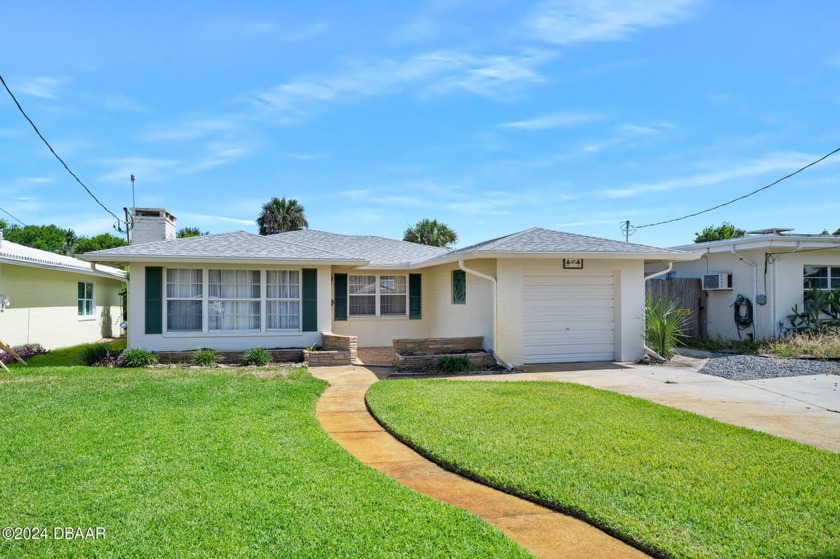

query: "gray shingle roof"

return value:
[273, 230, 448, 267]
[81, 231, 364, 263]
[418, 227, 692, 265]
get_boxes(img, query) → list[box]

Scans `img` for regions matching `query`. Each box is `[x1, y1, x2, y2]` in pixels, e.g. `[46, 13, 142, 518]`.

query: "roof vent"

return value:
[746, 228, 793, 235]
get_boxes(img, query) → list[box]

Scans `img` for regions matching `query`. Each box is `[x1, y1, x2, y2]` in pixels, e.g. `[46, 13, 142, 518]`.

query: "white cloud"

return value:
[252, 49, 549, 114]
[98, 157, 179, 183]
[501, 111, 601, 130]
[177, 212, 255, 227]
[528, 0, 699, 44]
[143, 117, 239, 142]
[183, 144, 249, 174]
[601, 151, 824, 198]
[9, 76, 69, 99]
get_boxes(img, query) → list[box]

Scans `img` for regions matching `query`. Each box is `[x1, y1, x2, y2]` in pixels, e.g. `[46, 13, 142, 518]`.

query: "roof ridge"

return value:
[262, 232, 363, 260]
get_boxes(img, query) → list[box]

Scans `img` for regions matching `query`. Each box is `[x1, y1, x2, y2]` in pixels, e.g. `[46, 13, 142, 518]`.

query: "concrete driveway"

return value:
[450, 356, 840, 453]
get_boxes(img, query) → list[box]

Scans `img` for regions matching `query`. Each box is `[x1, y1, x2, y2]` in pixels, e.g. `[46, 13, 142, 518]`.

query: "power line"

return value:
[634, 146, 840, 230]
[0, 206, 27, 226]
[0, 74, 124, 229]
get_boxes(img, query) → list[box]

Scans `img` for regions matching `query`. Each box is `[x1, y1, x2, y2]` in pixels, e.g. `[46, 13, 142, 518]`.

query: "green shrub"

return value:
[80, 343, 118, 366]
[119, 348, 158, 368]
[191, 349, 218, 366]
[242, 347, 271, 366]
[434, 355, 473, 373]
[645, 294, 689, 358]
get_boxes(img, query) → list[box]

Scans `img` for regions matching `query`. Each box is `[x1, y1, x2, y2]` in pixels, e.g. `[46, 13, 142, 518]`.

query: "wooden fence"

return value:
[645, 278, 704, 339]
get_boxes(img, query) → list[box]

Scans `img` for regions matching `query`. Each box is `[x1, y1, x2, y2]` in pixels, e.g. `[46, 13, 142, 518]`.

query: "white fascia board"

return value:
[0, 256, 126, 280]
[674, 237, 840, 254]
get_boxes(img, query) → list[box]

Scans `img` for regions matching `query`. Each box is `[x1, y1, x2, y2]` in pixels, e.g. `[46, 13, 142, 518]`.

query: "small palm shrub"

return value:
[191, 349, 218, 366]
[645, 294, 689, 359]
[119, 348, 158, 368]
[242, 347, 271, 366]
[434, 355, 473, 373]
[81, 343, 118, 366]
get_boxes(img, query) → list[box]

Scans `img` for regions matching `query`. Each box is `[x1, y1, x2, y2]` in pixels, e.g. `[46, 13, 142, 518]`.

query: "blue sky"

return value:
[2, 0, 839, 248]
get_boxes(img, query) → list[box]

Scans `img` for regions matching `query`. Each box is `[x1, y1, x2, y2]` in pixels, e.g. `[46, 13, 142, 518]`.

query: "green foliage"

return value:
[0, 224, 72, 253]
[693, 221, 746, 243]
[434, 355, 473, 373]
[80, 343, 120, 366]
[242, 347, 271, 366]
[367, 380, 840, 559]
[118, 348, 158, 367]
[788, 287, 840, 333]
[191, 348, 219, 366]
[645, 294, 689, 358]
[256, 197, 308, 235]
[403, 218, 458, 248]
[176, 227, 208, 238]
[74, 233, 127, 253]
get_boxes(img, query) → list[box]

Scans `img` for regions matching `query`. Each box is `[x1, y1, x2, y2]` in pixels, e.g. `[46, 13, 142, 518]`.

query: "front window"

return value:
[348, 274, 407, 317]
[804, 266, 840, 293]
[78, 282, 94, 316]
[166, 269, 203, 331]
[209, 270, 260, 331]
[266, 270, 300, 330]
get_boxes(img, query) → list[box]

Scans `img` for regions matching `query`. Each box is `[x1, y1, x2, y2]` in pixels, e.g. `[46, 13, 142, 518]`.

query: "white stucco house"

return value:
[81, 209, 697, 366]
[0, 233, 126, 350]
[666, 229, 840, 340]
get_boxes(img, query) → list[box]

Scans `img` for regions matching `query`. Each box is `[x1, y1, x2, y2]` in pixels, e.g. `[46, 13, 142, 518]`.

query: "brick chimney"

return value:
[130, 208, 176, 245]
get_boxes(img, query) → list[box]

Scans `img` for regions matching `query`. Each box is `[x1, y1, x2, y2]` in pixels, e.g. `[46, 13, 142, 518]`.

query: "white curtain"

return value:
[209, 270, 260, 331]
[267, 271, 300, 329]
[166, 269, 203, 331]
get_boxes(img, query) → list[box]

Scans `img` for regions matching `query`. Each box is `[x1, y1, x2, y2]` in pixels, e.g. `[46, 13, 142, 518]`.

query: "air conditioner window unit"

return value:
[702, 272, 733, 291]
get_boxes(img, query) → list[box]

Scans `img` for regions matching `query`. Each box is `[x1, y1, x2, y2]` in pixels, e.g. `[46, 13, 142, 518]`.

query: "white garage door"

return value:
[523, 274, 615, 363]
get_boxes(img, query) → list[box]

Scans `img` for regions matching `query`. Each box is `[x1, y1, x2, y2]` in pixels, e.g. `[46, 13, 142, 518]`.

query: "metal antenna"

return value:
[130, 174, 136, 211]
[620, 220, 635, 242]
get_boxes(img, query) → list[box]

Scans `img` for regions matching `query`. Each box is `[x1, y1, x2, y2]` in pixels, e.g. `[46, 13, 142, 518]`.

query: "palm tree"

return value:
[176, 227, 208, 238]
[60, 228, 78, 256]
[256, 197, 309, 235]
[403, 218, 457, 248]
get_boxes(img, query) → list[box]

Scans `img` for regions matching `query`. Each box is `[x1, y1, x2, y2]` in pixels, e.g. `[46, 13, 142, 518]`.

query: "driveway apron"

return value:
[311, 365, 649, 559]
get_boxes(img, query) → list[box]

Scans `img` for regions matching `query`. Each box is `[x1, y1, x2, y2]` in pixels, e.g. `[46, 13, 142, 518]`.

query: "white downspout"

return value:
[730, 247, 758, 340]
[771, 241, 803, 337]
[458, 259, 511, 370]
[644, 261, 673, 281]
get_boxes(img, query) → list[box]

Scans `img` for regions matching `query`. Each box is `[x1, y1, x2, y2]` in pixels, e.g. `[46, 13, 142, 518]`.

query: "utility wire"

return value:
[0, 206, 27, 226]
[634, 146, 840, 230]
[0, 74, 124, 229]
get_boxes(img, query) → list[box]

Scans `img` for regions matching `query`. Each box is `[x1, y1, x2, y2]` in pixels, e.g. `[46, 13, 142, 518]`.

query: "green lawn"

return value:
[0, 365, 529, 558]
[366, 379, 840, 559]
[12, 338, 127, 367]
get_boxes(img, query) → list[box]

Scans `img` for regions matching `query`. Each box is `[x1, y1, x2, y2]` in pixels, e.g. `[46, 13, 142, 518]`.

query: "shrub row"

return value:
[76, 345, 277, 368]
[0, 344, 47, 365]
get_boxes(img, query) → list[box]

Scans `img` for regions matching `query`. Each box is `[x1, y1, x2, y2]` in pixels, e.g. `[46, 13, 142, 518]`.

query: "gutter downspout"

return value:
[644, 261, 673, 281]
[730, 247, 758, 339]
[771, 241, 803, 338]
[458, 259, 511, 370]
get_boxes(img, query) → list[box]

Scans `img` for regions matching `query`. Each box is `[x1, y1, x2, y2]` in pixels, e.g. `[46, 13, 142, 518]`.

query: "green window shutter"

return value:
[452, 270, 466, 304]
[145, 267, 163, 335]
[302, 268, 318, 332]
[409, 273, 422, 320]
[334, 273, 348, 321]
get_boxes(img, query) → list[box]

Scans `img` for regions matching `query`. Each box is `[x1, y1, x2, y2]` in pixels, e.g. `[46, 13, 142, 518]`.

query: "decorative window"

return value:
[78, 282, 94, 316]
[348, 274, 407, 316]
[266, 270, 300, 330]
[804, 266, 840, 297]
[166, 269, 203, 331]
[452, 270, 466, 304]
[209, 270, 260, 331]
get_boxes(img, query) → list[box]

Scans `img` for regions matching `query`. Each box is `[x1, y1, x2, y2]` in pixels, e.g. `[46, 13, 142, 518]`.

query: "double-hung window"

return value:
[166, 269, 203, 331]
[209, 270, 260, 331]
[348, 274, 407, 316]
[78, 282, 94, 317]
[266, 270, 300, 330]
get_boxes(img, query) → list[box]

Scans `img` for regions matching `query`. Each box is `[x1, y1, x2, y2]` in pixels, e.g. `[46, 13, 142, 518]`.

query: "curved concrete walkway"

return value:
[311, 366, 648, 559]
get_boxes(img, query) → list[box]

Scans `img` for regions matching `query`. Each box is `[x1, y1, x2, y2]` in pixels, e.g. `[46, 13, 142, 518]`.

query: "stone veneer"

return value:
[304, 333, 358, 367]
[392, 336, 484, 355]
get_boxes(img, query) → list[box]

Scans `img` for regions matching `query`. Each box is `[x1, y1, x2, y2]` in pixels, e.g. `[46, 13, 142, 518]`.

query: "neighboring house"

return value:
[81, 209, 697, 366]
[666, 229, 840, 340]
[0, 233, 126, 350]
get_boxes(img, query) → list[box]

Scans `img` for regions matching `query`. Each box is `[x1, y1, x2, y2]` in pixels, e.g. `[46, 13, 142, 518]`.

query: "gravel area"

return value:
[699, 353, 840, 380]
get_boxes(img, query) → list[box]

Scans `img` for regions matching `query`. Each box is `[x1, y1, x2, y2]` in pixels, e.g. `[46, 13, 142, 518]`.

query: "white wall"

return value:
[127, 263, 327, 351]
[670, 248, 840, 340]
[0, 264, 123, 350]
[426, 260, 495, 349]
[495, 258, 645, 366]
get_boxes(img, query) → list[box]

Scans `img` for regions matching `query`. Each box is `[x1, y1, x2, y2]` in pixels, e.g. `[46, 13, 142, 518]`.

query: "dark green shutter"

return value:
[409, 273, 422, 319]
[302, 268, 318, 332]
[334, 273, 348, 321]
[145, 267, 163, 334]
